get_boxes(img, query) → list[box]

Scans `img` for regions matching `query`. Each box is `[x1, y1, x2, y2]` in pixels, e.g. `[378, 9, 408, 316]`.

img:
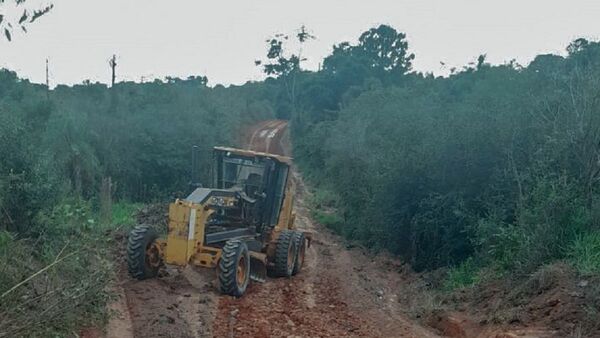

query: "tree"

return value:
[256, 25, 316, 116]
[0, 0, 53, 41]
[356, 24, 414, 74]
[323, 24, 415, 78]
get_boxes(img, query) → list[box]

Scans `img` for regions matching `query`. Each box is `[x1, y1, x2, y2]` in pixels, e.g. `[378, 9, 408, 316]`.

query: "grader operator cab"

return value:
[126, 146, 309, 297]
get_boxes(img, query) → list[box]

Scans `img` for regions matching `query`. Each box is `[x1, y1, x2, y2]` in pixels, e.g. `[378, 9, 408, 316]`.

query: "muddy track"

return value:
[214, 120, 439, 337]
[212, 169, 440, 338]
[108, 120, 440, 338]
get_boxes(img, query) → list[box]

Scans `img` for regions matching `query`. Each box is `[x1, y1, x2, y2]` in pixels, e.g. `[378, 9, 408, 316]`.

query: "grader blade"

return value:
[249, 253, 267, 283]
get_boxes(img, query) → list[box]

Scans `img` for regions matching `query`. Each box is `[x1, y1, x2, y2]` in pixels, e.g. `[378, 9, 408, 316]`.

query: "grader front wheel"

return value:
[273, 230, 297, 277]
[127, 225, 161, 280]
[218, 240, 250, 297]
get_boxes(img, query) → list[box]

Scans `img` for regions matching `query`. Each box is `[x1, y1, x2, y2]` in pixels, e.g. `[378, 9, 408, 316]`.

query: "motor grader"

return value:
[126, 146, 308, 297]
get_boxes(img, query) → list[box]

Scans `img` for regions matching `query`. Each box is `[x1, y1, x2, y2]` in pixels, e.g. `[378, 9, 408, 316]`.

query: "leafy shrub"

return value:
[409, 193, 474, 270]
[475, 217, 527, 271]
[513, 177, 590, 271]
[568, 231, 600, 276]
[312, 210, 344, 233]
[443, 258, 481, 291]
[111, 202, 142, 229]
[311, 188, 339, 209]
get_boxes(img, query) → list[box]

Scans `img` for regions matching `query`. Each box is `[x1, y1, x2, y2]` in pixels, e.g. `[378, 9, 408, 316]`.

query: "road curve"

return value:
[246, 119, 288, 155]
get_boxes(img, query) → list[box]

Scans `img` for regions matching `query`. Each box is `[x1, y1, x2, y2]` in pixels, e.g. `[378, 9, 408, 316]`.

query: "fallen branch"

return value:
[1, 250, 77, 299]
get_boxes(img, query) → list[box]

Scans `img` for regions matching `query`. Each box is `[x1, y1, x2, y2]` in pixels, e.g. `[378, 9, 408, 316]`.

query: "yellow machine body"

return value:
[162, 147, 297, 269]
[127, 146, 310, 297]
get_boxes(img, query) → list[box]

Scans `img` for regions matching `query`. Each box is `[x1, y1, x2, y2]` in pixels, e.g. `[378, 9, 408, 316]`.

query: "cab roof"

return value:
[214, 146, 293, 165]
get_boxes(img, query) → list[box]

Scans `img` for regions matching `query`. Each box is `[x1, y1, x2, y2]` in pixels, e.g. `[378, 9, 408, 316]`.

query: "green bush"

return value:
[512, 177, 590, 272]
[568, 231, 600, 276]
[443, 258, 481, 291]
[475, 217, 527, 272]
[111, 201, 142, 229]
[311, 188, 339, 209]
[312, 210, 344, 232]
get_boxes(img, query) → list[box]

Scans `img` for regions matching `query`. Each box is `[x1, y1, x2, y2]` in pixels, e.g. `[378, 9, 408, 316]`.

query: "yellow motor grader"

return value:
[126, 146, 308, 297]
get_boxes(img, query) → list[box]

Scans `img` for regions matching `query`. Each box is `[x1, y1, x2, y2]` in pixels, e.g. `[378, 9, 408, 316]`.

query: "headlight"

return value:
[211, 197, 225, 206]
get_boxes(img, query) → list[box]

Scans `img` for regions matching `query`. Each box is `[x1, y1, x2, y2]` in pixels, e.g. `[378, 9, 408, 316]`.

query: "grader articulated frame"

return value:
[126, 146, 309, 296]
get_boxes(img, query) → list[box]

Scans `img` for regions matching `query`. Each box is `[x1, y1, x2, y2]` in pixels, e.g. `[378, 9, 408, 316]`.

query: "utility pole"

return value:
[109, 54, 117, 87]
[45, 58, 50, 100]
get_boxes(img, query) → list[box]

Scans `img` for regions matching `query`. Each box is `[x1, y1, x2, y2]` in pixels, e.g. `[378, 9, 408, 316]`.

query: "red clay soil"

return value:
[430, 263, 600, 338]
[245, 119, 288, 155]
[211, 169, 439, 338]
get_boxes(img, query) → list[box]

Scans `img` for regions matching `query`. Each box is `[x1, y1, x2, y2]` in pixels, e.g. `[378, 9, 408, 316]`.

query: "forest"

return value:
[1, 24, 600, 336]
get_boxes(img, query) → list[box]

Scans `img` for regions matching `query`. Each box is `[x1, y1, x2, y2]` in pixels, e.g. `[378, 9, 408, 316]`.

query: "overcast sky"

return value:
[1, 0, 600, 87]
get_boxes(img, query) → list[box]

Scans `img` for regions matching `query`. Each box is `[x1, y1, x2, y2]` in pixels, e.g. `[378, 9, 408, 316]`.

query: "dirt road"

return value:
[107, 120, 440, 338]
[211, 120, 439, 337]
[212, 170, 440, 337]
[246, 119, 289, 155]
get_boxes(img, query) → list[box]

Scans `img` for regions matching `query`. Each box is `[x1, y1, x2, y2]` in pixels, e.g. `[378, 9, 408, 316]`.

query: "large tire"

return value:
[273, 230, 297, 277]
[127, 225, 161, 280]
[292, 231, 306, 275]
[218, 240, 250, 297]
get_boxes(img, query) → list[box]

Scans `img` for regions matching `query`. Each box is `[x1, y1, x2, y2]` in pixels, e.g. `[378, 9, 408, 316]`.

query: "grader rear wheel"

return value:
[218, 240, 250, 297]
[292, 231, 306, 275]
[127, 225, 161, 280]
[273, 230, 297, 277]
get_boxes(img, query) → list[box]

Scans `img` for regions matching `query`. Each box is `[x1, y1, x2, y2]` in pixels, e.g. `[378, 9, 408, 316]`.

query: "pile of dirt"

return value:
[424, 263, 600, 337]
[135, 203, 169, 230]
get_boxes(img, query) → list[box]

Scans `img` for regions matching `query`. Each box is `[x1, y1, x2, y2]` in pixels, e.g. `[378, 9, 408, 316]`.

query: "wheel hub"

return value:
[237, 256, 247, 286]
[146, 242, 161, 268]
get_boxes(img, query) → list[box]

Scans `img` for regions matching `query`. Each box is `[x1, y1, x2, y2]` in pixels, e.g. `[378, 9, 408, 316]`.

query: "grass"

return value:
[311, 188, 339, 209]
[111, 201, 142, 229]
[309, 187, 344, 231]
[313, 209, 344, 231]
[567, 231, 600, 276]
[443, 258, 481, 291]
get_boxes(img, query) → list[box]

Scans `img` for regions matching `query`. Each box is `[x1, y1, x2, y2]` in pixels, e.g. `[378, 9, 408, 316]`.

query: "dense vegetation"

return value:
[287, 31, 600, 278]
[2, 23, 600, 336]
[0, 71, 273, 336]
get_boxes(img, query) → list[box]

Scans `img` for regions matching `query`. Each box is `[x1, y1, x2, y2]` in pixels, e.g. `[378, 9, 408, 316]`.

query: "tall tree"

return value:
[324, 24, 414, 78]
[356, 24, 414, 74]
[256, 25, 316, 116]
